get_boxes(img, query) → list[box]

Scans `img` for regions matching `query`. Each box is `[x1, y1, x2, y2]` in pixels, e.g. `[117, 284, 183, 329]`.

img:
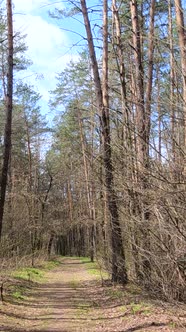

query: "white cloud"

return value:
[14, 0, 44, 13]
[14, 14, 68, 66]
[13, 0, 76, 116]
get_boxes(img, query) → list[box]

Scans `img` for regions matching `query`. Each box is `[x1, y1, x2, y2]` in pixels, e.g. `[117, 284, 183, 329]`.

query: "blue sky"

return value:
[11, 0, 102, 125]
[13, 0, 83, 122]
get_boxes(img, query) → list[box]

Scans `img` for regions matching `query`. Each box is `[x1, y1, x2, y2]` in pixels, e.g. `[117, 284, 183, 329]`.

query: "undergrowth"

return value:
[12, 267, 44, 282]
[2, 258, 61, 302]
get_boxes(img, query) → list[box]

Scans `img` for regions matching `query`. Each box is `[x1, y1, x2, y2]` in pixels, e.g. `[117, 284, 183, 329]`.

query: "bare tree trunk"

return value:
[130, 0, 151, 282]
[67, 179, 73, 223]
[174, 0, 186, 175]
[145, 0, 155, 150]
[48, 232, 55, 256]
[24, 113, 33, 190]
[156, 64, 162, 162]
[77, 109, 95, 262]
[112, 0, 130, 137]
[111, 0, 134, 177]
[130, 0, 146, 167]
[0, 0, 13, 239]
[80, 0, 128, 284]
[168, 0, 181, 179]
[80, 0, 103, 110]
[168, 0, 175, 163]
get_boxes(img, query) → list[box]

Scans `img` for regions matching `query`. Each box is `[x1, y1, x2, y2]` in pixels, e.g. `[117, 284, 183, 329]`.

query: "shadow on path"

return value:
[1, 258, 185, 332]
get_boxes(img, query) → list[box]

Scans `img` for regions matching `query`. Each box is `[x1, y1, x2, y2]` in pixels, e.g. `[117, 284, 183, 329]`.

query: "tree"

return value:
[49, 52, 99, 259]
[80, 0, 128, 284]
[174, 0, 186, 175]
[0, 0, 13, 239]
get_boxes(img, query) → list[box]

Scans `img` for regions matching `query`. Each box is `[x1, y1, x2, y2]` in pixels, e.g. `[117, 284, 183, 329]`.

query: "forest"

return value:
[0, 0, 186, 304]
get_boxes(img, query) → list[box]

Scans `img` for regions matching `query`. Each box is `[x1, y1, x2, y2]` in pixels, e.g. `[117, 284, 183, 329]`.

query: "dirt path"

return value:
[0, 257, 186, 332]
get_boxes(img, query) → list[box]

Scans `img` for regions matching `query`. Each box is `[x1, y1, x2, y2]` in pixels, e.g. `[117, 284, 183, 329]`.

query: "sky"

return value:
[12, 0, 82, 121]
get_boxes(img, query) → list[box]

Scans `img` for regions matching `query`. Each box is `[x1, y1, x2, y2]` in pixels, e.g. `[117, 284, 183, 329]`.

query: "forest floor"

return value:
[0, 257, 186, 332]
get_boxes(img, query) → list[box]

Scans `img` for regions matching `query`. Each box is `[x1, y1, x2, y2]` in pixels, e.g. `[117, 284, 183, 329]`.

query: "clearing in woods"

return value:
[0, 257, 186, 331]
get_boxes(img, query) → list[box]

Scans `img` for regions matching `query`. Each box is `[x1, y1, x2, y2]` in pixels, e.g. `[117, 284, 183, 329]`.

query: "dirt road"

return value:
[0, 257, 186, 332]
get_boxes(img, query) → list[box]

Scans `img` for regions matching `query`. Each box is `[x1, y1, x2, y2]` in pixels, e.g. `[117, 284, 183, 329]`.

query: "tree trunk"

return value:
[77, 109, 95, 261]
[130, 0, 151, 282]
[174, 0, 186, 175]
[80, 0, 128, 284]
[0, 0, 13, 240]
[145, 0, 155, 149]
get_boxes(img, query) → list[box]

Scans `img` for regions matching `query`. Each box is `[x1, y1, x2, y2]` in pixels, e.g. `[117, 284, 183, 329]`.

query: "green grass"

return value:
[8, 258, 62, 302]
[130, 302, 152, 315]
[120, 304, 128, 312]
[119, 301, 152, 316]
[11, 258, 61, 283]
[7, 282, 29, 302]
[169, 321, 177, 329]
[79, 257, 91, 263]
[82, 260, 109, 279]
[86, 262, 100, 275]
[12, 267, 44, 282]
[42, 260, 61, 270]
[130, 302, 144, 314]
[12, 290, 27, 300]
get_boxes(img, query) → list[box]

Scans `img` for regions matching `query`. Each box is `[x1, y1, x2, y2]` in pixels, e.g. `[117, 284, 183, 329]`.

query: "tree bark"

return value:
[174, 0, 186, 175]
[130, 0, 151, 282]
[145, 0, 155, 150]
[77, 109, 95, 261]
[0, 0, 13, 239]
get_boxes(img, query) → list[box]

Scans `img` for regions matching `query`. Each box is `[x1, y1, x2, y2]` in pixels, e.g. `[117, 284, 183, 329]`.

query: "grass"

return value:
[7, 282, 29, 302]
[11, 258, 61, 282]
[9, 266, 46, 302]
[42, 260, 61, 270]
[119, 301, 152, 316]
[105, 288, 124, 299]
[120, 305, 128, 312]
[79, 257, 91, 263]
[86, 262, 100, 274]
[12, 290, 27, 300]
[81, 259, 109, 279]
[62, 256, 90, 262]
[130, 302, 144, 314]
[169, 321, 177, 329]
[7, 258, 62, 302]
[12, 267, 44, 282]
